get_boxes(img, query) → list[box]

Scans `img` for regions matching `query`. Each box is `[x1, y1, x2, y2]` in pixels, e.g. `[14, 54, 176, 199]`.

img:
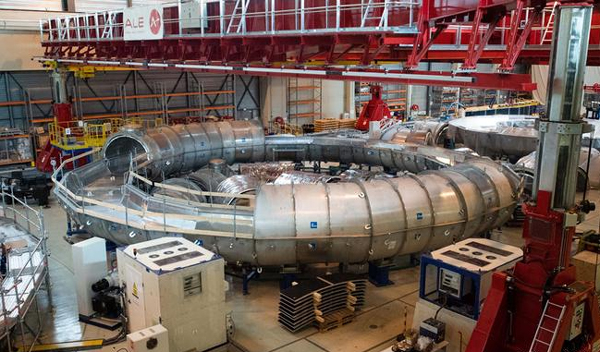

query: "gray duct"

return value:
[59, 120, 521, 266]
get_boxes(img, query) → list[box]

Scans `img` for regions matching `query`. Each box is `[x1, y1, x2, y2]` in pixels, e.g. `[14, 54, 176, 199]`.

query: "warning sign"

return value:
[126, 265, 146, 332]
[126, 265, 144, 306]
[132, 282, 139, 299]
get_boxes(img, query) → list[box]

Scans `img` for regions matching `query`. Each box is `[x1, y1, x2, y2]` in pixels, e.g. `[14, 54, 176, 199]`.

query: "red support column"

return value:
[462, 1, 506, 70]
[405, 23, 448, 69]
[406, 0, 442, 69]
[500, 1, 542, 72]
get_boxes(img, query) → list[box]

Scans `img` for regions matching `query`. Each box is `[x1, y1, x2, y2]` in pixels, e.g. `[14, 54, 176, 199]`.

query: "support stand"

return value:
[242, 267, 260, 295]
[368, 261, 394, 287]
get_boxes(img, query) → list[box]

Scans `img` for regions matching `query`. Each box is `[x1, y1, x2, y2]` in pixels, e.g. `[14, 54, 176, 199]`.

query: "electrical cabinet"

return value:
[117, 237, 227, 352]
[180, 0, 208, 29]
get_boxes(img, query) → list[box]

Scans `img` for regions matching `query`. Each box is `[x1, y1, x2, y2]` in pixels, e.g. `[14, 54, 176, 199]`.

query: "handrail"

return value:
[52, 150, 257, 238]
[129, 171, 256, 201]
[0, 190, 48, 352]
[40, 0, 419, 44]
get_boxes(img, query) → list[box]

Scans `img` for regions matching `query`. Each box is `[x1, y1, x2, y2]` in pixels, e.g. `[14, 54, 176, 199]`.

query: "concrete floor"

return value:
[14, 189, 600, 352]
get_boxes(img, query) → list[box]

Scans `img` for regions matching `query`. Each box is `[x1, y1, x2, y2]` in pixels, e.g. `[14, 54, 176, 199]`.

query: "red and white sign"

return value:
[123, 5, 164, 41]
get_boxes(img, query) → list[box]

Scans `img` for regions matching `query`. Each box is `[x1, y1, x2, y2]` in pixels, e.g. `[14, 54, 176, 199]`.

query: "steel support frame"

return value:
[467, 4, 600, 352]
[236, 75, 260, 111]
[500, 0, 543, 71]
[40, 0, 600, 72]
[406, 0, 444, 69]
[462, 1, 506, 70]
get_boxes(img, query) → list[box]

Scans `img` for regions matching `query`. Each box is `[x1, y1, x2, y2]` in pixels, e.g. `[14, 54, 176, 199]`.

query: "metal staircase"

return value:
[528, 301, 566, 352]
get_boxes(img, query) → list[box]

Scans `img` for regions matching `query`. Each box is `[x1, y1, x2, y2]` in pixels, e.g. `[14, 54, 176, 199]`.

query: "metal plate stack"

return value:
[314, 119, 340, 132]
[278, 274, 367, 333]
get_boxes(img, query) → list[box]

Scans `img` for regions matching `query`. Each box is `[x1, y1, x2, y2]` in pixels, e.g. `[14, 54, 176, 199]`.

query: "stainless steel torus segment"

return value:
[104, 120, 265, 177]
[62, 120, 520, 266]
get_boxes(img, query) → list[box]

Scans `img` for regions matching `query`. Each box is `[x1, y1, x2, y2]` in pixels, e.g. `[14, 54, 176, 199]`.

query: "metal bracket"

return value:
[538, 121, 587, 135]
[556, 123, 583, 135]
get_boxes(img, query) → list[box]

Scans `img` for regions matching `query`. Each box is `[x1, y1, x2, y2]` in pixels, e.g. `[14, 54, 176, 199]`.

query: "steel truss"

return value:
[38, 0, 600, 90]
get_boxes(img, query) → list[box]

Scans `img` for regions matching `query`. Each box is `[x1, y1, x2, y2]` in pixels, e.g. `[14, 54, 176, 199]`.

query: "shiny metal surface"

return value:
[449, 115, 539, 159]
[450, 115, 600, 163]
[382, 120, 448, 147]
[56, 121, 521, 266]
[273, 172, 339, 185]
[216, 175, 260, 205]
[517, 149, 600, 189]
[152, 178, 207, 203]
[534, 5, 593, 208]
[103, 120, 265, 178]
[239, 162, 296, 182]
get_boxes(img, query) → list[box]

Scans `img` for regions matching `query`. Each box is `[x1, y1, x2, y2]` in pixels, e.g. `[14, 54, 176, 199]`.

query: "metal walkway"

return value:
[0, 192, 50, 352]
[37, 0, 600, 90]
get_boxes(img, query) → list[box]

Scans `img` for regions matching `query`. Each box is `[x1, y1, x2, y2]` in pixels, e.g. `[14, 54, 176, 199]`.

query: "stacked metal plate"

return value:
[278, 274, 367, 333]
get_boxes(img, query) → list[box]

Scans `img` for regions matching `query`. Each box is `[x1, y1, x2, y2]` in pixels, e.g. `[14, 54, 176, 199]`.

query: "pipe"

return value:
[58, 121, 521, 266]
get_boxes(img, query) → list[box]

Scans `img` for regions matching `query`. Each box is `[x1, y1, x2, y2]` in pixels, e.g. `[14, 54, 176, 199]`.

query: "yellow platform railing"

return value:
[48, 117, 164, 150]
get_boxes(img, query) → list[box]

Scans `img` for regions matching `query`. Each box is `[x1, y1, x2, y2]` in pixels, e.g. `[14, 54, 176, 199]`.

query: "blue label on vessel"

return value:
[310, 222, 318, 229]
[417, 212, 424, 220]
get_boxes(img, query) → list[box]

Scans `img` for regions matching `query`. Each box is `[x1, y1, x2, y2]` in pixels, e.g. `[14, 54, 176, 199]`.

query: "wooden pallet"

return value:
[315, 308, 356, 332]
[338, 119, 357, 129]
[314, 118, 340, 132]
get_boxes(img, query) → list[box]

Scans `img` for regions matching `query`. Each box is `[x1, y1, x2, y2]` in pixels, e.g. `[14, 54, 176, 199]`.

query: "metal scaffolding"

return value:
[0, 192, 50, 352]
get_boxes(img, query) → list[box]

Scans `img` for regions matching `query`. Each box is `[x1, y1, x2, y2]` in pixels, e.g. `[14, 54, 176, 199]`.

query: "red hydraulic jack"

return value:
[355, 85, 393, 131]
[467, 4, 600, 352]
[35, 102, 91, 173]
[36, 69, 92, 173]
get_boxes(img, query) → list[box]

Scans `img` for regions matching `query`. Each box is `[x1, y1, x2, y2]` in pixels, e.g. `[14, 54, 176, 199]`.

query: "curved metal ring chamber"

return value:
[56, 120, 520, 266]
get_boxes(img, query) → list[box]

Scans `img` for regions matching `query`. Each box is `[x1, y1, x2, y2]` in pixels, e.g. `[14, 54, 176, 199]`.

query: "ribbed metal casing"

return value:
[65, 120, 520, 266]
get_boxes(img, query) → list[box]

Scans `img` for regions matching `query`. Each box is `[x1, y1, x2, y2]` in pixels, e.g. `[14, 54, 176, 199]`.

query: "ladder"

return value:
[226, 0, 251, 34]
[541, 2, 559, 45]
[528, 301, 566, 352]
[361, 0, 389, 28]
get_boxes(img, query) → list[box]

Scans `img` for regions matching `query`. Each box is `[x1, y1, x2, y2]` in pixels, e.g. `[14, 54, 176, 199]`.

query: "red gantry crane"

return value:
[35, 0, 600, 145]
[35, 0, 600, 91]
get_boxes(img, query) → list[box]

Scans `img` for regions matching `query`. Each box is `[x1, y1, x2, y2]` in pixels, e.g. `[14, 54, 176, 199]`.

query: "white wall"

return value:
[260, 77, 288, 125]
[0, 31, 44, 70]
[532, 65, 600, 106]
[321, 80, 354, 119]
[261, 77, 355, 124]
[0, 10, 74, 71]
